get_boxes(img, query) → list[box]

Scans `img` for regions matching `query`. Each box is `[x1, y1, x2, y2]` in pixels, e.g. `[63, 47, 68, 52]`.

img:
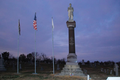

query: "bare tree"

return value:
[40, 53, 47, 60]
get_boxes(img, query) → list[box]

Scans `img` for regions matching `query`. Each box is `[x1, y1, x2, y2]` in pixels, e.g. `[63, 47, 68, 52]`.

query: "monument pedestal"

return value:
[57, 53, 85, 76]
[58, 64, 85, 76]
[66, 53, 77, 64]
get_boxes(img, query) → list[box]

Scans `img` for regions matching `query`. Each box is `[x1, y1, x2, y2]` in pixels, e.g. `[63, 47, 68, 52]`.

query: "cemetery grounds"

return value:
[0, 62, 120, 80]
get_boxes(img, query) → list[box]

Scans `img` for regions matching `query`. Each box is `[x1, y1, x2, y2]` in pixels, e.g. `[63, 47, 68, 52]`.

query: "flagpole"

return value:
[17, 34, 19, 74]
[33, 27, 37, 74]
[32, 12, 37, 74]
[33, 29, 37, 74]
[52, 17, 54, 74]
[17, 19, 20, 74]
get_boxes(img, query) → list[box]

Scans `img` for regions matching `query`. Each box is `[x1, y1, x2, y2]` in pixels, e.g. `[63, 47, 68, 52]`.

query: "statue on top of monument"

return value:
[68, 3, 74, 21]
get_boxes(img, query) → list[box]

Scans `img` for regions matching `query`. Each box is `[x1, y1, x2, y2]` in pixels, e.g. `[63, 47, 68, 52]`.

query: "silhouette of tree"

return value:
[61, 58, 66, 64]
[57, 58, 66, 64]
[19, 54, 26, 62]
[100, 61, 104, 65]
[44, 57, 52, 63]
[2, 51, 9, 61]
[9, 53, 14, 59]
[27, 53, 33, 61]
[86, 60, 90, 65]
[51, 57, 57, 63]
[40, 53, 47, 60]
[94, 61, 100, 64]
[26, 52, 38, 62]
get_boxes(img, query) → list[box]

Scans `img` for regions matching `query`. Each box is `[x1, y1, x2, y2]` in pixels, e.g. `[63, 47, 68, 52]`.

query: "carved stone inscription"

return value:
[70, 37, 74, 45]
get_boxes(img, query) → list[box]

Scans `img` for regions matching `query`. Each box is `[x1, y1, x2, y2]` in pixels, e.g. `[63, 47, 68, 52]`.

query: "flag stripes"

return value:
[33, 13, 37, 30]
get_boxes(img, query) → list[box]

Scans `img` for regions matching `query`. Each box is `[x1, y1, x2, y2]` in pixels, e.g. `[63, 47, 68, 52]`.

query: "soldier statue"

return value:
[68, 3, 74, 21]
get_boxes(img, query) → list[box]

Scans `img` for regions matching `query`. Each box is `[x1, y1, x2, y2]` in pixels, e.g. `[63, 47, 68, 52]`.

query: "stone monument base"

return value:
[56, 63, 85, 76]
[56, 53, 85, 76]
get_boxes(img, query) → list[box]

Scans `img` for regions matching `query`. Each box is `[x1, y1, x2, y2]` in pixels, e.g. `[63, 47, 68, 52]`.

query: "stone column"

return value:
[66, 21, 77, 64]
[67, 21, 76, 53]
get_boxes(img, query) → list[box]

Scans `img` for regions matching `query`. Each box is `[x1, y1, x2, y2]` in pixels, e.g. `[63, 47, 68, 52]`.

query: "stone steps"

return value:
[56, 64, 85, 76]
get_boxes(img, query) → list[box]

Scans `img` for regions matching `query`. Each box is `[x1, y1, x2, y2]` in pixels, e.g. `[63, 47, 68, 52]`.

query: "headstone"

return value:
[107, 69, 109, 74]
[91, 63, 93, 67]
[89, 63, 91, 66]
[82, 59, 85, 65]
[104, 63, 106, 66]
[104, 69, 106, 73]
[94, 63, 96, 67]
[97, 63, 100, 65]
[10, 61, 12, 66]
[4, 61, 7, 66]
[101, 68, 103, 72]
[41, 67, 43, 71]
[83, 69, 87, 75]
[110, 70, 112, 74]
[85, 70, 87, 75]
[114, 63, 119, 76]
[12, 63, 15, 70]
[87, 75, 89, 80]
[0, 56, 6, 71]
[20, 64, 21, 70]
[44, 61, 46, 64]
[111, 62, 113, 65]
[57, 64, 60, 70]
[109, 62, 113, 66]
[30, 60, 32, 65]
[89, 63, 92, 67]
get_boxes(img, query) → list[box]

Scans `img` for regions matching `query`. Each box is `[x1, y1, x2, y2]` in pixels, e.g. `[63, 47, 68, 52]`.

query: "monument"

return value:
[114, 63, 119, 76]
[82, 59, 85, 65]
[0, 55, 6, 71]
[56, 3, 85, 76]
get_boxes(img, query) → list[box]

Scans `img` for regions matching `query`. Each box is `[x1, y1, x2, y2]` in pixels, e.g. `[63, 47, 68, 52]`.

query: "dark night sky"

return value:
[0, 0, 120, 62]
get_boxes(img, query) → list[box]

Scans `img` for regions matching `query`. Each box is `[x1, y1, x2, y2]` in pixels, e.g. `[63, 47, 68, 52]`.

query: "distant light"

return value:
[76, 61, 77, 63]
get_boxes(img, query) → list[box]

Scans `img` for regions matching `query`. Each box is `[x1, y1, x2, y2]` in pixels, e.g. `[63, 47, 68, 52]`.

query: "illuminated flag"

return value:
[33, 13, 37, 30]
[52, 17, 54, 30]
[18, 19, 21, 35]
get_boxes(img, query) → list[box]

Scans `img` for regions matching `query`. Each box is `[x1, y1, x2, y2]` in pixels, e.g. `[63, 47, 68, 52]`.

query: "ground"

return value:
[0, 63, 120, 80]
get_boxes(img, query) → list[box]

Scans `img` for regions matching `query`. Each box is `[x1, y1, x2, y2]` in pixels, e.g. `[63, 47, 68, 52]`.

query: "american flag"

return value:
[33, 13, 37, 30]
